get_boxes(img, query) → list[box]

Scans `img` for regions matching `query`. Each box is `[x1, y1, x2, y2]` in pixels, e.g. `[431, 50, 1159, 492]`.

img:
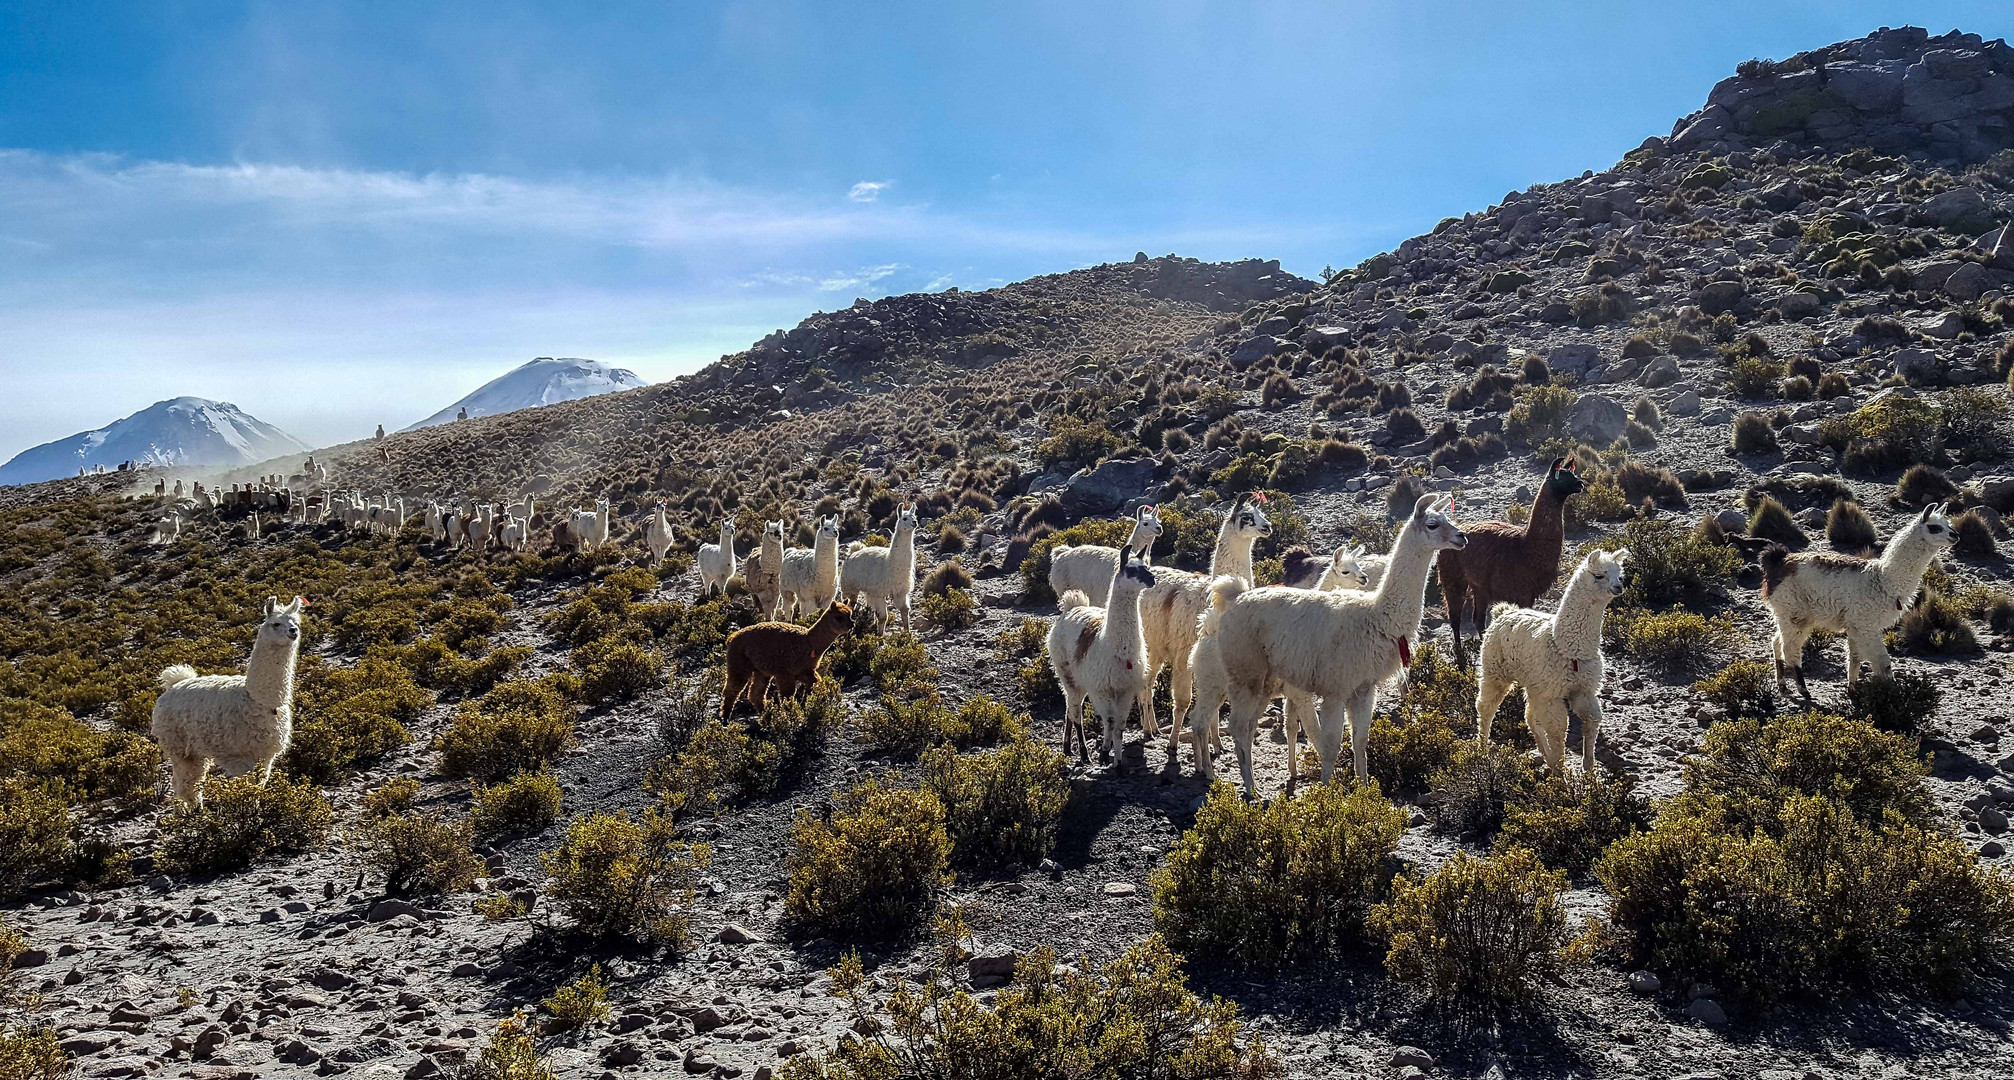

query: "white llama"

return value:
[1762, 501, 1956, 695]
[697, 517, 737, 597]
[152, 596, 305, 805]
[776, 515, 841, 620]
[1217, 494, 1467, 792]
[1047, 504, 1163, 605]
[1475, 548, 1629, 775]
[646, 500, 677, 565]
[839, 503, 920, 630]
[1047, 549, 1156, 763]
[571, 500, 611, 553]
[1137, 494, 1272, 745]
[467, 505, 494, 551]
[501, 514, 528, 552]
[425, 501, 445, 542]
[745, 520, 785, 613]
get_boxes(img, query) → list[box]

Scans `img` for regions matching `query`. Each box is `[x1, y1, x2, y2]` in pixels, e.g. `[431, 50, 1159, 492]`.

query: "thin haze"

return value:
[1, 1, 2008, 454]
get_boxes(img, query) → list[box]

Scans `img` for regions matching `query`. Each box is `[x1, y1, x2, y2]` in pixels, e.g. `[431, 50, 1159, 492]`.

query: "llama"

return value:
[1047, 549, 1156, 763]
[776, 515, 841, 620]
[1439, 457, 1586, 666]
[501, 514, 528, 552]
[744, 520, 785, 614]
[721, 601, 856, 717]
[646, 500, 676, 565]
[1137, 494, 1272, 744]
[1217, 495, 1467, 793]
[467, 505, 494, 551]
[1762, 501, 1956, 696]
[149, 514, 181, 545]
[1321, 543, 1381, 591]
[1475, 548, 1629, 774]
[698, 517, 737, 597]
[152, 596, 305, 805]
[1047, 504, 1163, 605]
[839, 503, 920, 631]
[571, 500, 611, 553]
[444, 508, 466, 548]
[425, 501, 445, 542]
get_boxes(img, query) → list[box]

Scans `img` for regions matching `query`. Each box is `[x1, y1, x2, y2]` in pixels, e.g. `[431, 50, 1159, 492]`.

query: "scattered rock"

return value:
[1628, 970, 1662, 995]
[1686, 997, 1729, 1026]
[1567, 394, 1629, 445]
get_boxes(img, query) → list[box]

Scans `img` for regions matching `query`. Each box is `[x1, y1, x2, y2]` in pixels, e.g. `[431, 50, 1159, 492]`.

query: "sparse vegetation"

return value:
[542, 811, 709, 948]
[155, 774, 333, 878]
[785, 779, 951, 939]
[1372, 847, 1571, 1020]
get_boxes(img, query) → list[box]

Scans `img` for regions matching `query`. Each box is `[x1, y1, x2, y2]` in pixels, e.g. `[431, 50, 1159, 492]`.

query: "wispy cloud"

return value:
[818, 264, 903, 292]
[846, 180, 890, 202]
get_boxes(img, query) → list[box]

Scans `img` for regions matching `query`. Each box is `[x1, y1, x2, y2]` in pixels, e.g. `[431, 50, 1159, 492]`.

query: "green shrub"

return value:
[540, 964, 610, 1034]
[0, 779, 72, 900]
[438, 681, 576, 780]
[1828, 395, 1945, 474]
[1152, 783, 1403, 970]
[652, 681, 841, 813]
[1371, 847, 1570, 1020]
[471, 770, 563, 839]
[363, 778, 420, 818]
[1841, 672, 1941, 735]
[1686, 710, 1932, 831]
[786, 779, 951, 938]
[1581, 515, 1738, 606]
[1427, 741, 1539, 838]
[286, 655, 431, 783]
[1037, 416, 1126, 470]
[572, 638, 661, 704]
[457, 1012, 553, 1080]
[1693, 660, 1777, 721]
[1495, 773, 1651, 876]
[1505, 384, 1576, 449]
[155, 774, 332, 877]
[0, 1027, 65, 1080]
[0, 698, 157, 803]
[918, 587, 980, 630]
[1611, 609, 1739, 672]
[785, 929, 1281, 1080]
[362, 812, 482, 897]
[920, 736, 1070, 871]
[542, 811, 709, 948]
[1728, 357, 1784, 398]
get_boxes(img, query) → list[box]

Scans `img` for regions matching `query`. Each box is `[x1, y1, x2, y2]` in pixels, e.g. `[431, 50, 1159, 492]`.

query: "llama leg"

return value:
[1345, 684, 1377, 784]
[1136, 653, 1163, 741]
[1168, 656, 1194, 751]
[1475, 673, 1512, 747]
[1060, 680, 1086, 762]
[897, 595, 912, 634]
[722, 671, 751, 719]
[167, 756, 196, 804]
[1569, 689, 1603, 776]
[256, 755, 279, 785]
[1447, 585, 1471, 668]
[1776, 618, 1814, 698]
[1226, 684, 1266, 799]
[1527, 696, 1568, 773]
[1283, 692, 1316, 786]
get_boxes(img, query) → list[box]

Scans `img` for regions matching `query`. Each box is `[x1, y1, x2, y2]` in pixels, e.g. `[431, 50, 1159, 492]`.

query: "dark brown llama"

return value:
[1437, 457, 1586, 666]
[721, 601, 856, 717]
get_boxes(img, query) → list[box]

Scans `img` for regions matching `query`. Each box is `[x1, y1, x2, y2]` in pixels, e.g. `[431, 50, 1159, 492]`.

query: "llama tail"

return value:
[1057, 589, 1092, 613]
[157, 664, 199, 691]
[1196, 576, 1251, 638]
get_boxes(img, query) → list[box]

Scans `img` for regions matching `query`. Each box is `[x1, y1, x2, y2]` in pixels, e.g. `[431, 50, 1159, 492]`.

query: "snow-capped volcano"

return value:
[0, 397, 310, 486]
[403, 357, 649, 431]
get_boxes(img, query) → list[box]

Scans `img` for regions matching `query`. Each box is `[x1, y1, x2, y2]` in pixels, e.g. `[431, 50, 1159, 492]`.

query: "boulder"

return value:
[1567, 394, 1629, 445]
[1228, 335, 1287, 367]
[1686, 997, 1729, 1026]
[1944, 261, 1993, 302]
[1698, 279, 1746, 315]
[1060, 458, 1159, 518]
[366, 899, 423, 923]
[1916, 185, 1996, 233]
[1777, 291, 1822, 318]
[1668, 389, 1702, 416]
[1639, 356, 1682, 388]
[1548, 343, 1600, 375]
[1893, 348, 1947, 384]
[1305, 325, 1352, 351]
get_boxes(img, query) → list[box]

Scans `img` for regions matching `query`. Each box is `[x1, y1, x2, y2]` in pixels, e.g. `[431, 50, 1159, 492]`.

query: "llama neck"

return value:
[1527, 483, 1566, 545]
[809, 620, 848, 651]
[719, 521, 735, 547]
[891, 523, 916, 570]
[1876, 527, 1939, 597]
[244, 634, 299, 712]
[1549, 574, 1608, 660]
[1127, 522, 1155, 556]
[1105, 586, 1147, 646]
[1210, 525, 1258, 581]
[764, 534, 783, 562]
[1370, 524, 1440, 638]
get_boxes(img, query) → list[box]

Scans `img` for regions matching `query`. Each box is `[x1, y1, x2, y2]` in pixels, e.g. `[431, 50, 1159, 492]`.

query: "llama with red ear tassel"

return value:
[1437, 457, 1586, 667]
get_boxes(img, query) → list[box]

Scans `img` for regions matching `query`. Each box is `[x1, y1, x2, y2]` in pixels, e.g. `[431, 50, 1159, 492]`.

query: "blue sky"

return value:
[2, 2, 2010, 454]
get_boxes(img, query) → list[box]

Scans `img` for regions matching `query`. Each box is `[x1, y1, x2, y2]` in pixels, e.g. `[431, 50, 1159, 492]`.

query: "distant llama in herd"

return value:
[1048, 504, 1163, 605]
[152, 596, 306, 805]
[1475, 548, 1630, 775]
[646, 500, 677, 566]
[776, 515, 841, 620]
[1048, 549, 1156, 763]
[1762, 500, 1956, 696]
[839, 502, 920, 630]
[697, 517, 737, 597]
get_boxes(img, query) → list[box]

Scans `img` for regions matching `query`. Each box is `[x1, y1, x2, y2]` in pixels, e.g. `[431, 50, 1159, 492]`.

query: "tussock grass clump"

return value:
[1896, 464, 1958, 507]
[470, 770, 563, 840]
[1748, 495, 1806, 547]
[155, 775, 332, 878]
[1731, 411, 1779, 454]
[1826, 499, 1878, 554]
[921, 736, 1070, 872]
[1372, 847, 1570, 1021]
[785, 779, 951, 939]
[362, 811, 482, 897]
[438, 681, 576, 781]
[1952, 510, 1998, 558]
[920, 558, 973, 597]
[542, 812, 709, 948]
[1890, 593, 1979, 656]
[1152, 783, 1403, 970]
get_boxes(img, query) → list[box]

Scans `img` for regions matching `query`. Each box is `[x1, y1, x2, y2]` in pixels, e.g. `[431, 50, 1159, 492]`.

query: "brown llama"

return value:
[1437, 456, 1586, 666]
[720, 601, 856, 717]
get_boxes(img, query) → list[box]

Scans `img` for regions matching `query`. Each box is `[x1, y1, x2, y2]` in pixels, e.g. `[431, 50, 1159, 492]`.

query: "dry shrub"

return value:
[542, 811, 709, 948]
[785, 779, 950, 939]
[0, 780, 71, 900]
[1748, 495, 1806, 547]
[1495, 772, 1652, 877]
[362, 811, 482, 897]
[1890, 593, 1979, 656]
[438, 681, 576, 781]
[155, 775, 332, 878]
[1372, 847, 1570, 1020]
[920, 736, 1070, 871]
[1826, 499, 1878, 554]
[471, 770, 563, 840]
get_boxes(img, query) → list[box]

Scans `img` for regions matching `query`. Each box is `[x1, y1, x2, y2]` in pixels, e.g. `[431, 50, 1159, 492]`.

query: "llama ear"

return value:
[1411, 494, 1439, 519]
[1614, 548, 1631, 567]
[288, 596, 307, 613]
[263, 596, 278, 615]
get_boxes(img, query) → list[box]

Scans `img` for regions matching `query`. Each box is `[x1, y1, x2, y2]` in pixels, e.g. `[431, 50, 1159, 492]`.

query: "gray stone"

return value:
[1639, 355, 1682, 388]
[308, 967, 353, 991]
[366, 899, 422, 923]
[1229, 335, 1287, 367]
[1686, 997, 1729, 1025]
[604, 1042, 645, 1067]
[1893, 348, 1947, 384]
[1944, 261, 1993, 301]
[1059, 458, 1159, 518]
[1698, 280, 1746, 315]
[1305, 326, 1352, 351]
[1628, 970, 1662, 995]
[1389, 1047, 1435, 1069]
[715, 923, 762, 944]
[967, 947, 1019, 982]
[1715, 509, 1749, 533]
[1778, 291, 1821, 318]
[1567, 394, 1629, 445]
[1980, 807, 2009, 835]
[1668, 389, 1702, 416]
[1548, 343, 1600, 375]
[1916, 185, 1995, 233]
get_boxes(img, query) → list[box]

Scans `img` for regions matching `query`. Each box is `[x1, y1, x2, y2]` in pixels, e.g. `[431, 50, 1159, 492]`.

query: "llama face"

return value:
[817, 515, 841, 538]
[1117, 550, 1157, 591]
[1333, 544, 1371, 587]
[1411, 495, 1467, 550]
[764, 520, 786, 542]
[1545, 457, 1587, 500]
[1917, 502, 1957, 551]
[1229, 497, 1272, 539]
[1585, 548, 1629, 598]
[259, 595, 306, 643]
[895, 504, 919, 531]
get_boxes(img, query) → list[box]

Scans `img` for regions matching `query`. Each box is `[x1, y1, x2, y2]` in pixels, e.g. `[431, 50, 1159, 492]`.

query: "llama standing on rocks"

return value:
[721, 601, 855, 716]
[501, 514, 528, 552]
[1475, 548, 1630, 775]
[467, 505, 494, 551]
[152, 596, 306, 805]
[776, 515, 841, 620]
[1439, 457, 1586, 667]
[1048, 549, 1156, 764]
[1139, 494, 1272, 745]
[697, 517, 737, 597]
[1217, 495, 1467, 793]
[646, 500, 676, 565]
[1762, 501, 1956, 696]
[840, 503, 920, 630]
[1048, 504, 1162, 605]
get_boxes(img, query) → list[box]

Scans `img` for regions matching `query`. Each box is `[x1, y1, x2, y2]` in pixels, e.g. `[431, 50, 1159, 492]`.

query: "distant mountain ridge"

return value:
[403, 357, 648, 431]
[0, 397, 309, 486]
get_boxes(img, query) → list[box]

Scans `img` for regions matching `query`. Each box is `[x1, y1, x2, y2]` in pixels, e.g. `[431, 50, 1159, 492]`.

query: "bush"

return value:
[1891, 592, 1979, 655]
[1506, 384, 1576, 448]
[362, 812, 482, 896]
[155, 774, 332, 878]
[438, 681, 576, 781]
[1830, 396, 1944, 474]
[920, 558, 972, 597]
[1842, 672, 1942, 734]
[541, 964, 610, 1034]
[1748, 495, 1805, 547]
[1731, 411, 1779, 454]
[1684, 710, 1932, 835]
[471, 770, 563, 840]
[1952, 509, 1998, 558]
[1427, 741, 1539, 839]
[542, 811, 709, 948]
[1037, 416, 1125, 470]
[0, 1027, 64, 1080]
[1495, 773, 1652, 876]
[653, 680, 841, 814]
[1728, 357, 1784, 398]
[1152, 783, 1403, 970]
[787, 929, 1281, 1080]
[0, 780, 71, 900]
[1826, 499, 1878, 554]
[1581, 515, 1739, 606]
[0, 698, 158, 803]
[1372, 848, 1570, 1020]
[363, 778, 419, 818]
[1693, 660, 1777, 721]
[786, 779, 951, 939]
[458, 1012, 554, 1080]
[1612, 609, 1739, 673]
[287, 655, 431, 783]
[921, 736, 1070, 871]
[572, 638, 660, 704]
[1896, 464, 1958, 507]
[918, 587, 980, 630]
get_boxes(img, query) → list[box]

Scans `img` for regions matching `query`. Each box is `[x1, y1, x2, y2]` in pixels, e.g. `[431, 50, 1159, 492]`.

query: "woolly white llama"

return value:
[501, 514, 528, 552]
[839, 503, 920, 631]
[745, 520, 786, 614]
[1048, 549, 1156, 763]
[571, 500, 611, 553]
[467, 505, 495, 551]
[1320, 543, 1384, 592]
[444, 508, 466, 548]
[149, 514, 181, 545]
[1048, 504, 1163, 605]
[1761, 500, 1956, 696]
[1136, 494, 1272, 744]
[698, 517, 737, 597]
[425, 501, 445, 542]
[646, 500, 677, 565]
[1475, 548, 1629, 775]
[152, 596, 305, 805]
[776, 515, 842, 619]
[1217, 494, 1467, 792]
